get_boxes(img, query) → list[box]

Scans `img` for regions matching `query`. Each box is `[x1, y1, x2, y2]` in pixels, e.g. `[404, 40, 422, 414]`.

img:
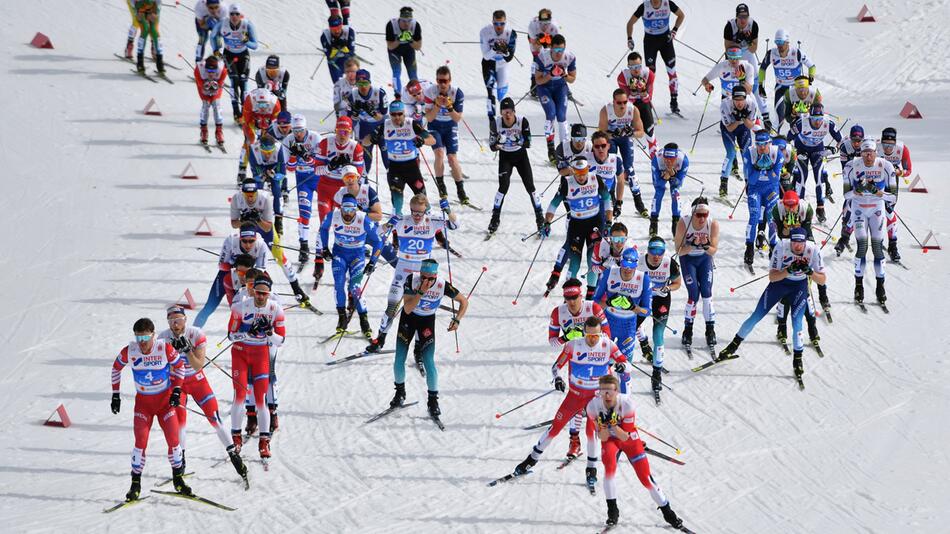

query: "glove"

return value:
[290, 142, 308, 158]
[627, 37, 635, 51]
[825, 144, 839, 155]
[540, 221, 552, 238]
[409, 135, 424, 148]
[758, 84, 767, 98]
[668, 29, 677, 42]
[111, 393, 121, 414]
[322, 248, 333, 261]
[590, 227, 601, 242]
[614, 361, 627, 374]
[488, 134, 500, 151]
[597, 409, 620, 427]
[399, 30, 413, 43]
[170, 336, 190, 353]
[564, 327, 583, 341]
[241, 208, 261, 222]
[609, 294, 633, 310]
[439, 198, 450, 212]
[387, 214, 400, 227]
[613, 200, 623, 218]
[553, 376, 566, 392]
[365, 262, 376, 275]
[169, 386, 182, 407]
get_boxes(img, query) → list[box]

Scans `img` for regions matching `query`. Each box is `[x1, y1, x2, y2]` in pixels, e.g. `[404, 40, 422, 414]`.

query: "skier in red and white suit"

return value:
[158, 305, 247, 479]
[547, 278, 611, 460]
[511, 316, 626, 487]
[586, 374, 684, 529]
[227, 276, 286, 459]
[238, 86, 281, 178]
[194, 55, 229, 146]
[110, 317, 189, 500]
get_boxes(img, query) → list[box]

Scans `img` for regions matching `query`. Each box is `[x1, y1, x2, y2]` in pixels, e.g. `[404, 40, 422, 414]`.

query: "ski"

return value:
[597, 524, 618, 534]
[795, 375, 805, 391]
[691, 353, 739, 373]
[644, 446, 685, 466]
[683, 344, 693, 360]
[743, 263, 755, 275]
[459, 199, 483, 211]
[487, 470, 532, 487]
[365, 401, 419, 424]
[667, 111, 686, 119]
[713, 195, 732, 207]
[130, 68, 158, 83]
[430, 414, 446, 431]
[484, 231, 496, 241]
[675, 525, 697, 534]
[878, 301, 890, 314]
[855, 301, 868, 313]
[103, 496, 149, 513]
[156, 471, 194, 487]
[326, 349, 394, 366]
[811, 339, 825, 358]
[523, 418, 554, 431]
[154, 71, 174, 84]
[149, 490, 237, 511]
[556, 455, 578, 470]
[821, 303, 833, 324]
[200, 141, 212, 153]
[777, 334, 791, 355]
[216, 143, 228, 154]
[319, 330, 359, 344]
[299, 300, 324, 315]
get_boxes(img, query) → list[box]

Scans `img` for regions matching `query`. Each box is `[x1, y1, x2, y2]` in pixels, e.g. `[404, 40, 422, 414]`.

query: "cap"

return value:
[736, 3, 750, 16]
[204, 56, 219, 70]
[240, 178, 258, 192]
[570, 156, 589, 172]
[809, 102, 824, 117]
[774, 28, 789, 43]
[570, 123, 587, 138]
[388, 100, 405, 114]
[731, 86, 747, 100]
[850, 125, 865, 139]
[793, 76, 810, 89]
[620, 247, 639, 269]
[239, 226, 257, 238]
[253, 276, 273, 289]
[647, 237, 666, 256]
[335, 116, 353, 132]
[328, 15, 343, 27]
[500, 97, 515, 111]
[419, 259, 439, 275]
[399, 6, 413, 18]
[538, 8, 552, 21]
[265, 55, 279, 68]
[755, 130, 771, 145]
[166, 305, 187, 318]
[340, 164, 359, 179]
[340, 193, 358, 210]
[881, 127, 897, 142]
[860, 139, 877, 152]
[259, 136, 276, 150]
[291, 114, 307, 130]
[790, 227, 808, 243]
[662, 143, 678, 159]
[206, 0, 220, 5]
[276, 111, 291, 124]
[229, 4, 241, 15]
[726, 46, 742, 60]
[782, 190, 800, 206]
[355, 69, 371, 83]
[562, 283, 582, 298]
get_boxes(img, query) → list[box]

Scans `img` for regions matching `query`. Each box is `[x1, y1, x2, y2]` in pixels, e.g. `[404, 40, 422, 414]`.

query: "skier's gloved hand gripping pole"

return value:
[521, 212, 566, 242]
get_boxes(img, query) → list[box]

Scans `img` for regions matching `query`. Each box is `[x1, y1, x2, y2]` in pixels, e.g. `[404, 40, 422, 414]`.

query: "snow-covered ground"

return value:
[3, 1, 950, 532]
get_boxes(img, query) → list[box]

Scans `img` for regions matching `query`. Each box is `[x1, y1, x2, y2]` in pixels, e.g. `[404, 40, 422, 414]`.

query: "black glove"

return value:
[553, 376, 566, 392]
[488, 133, 500, 151]
[111, 393, 121, 414]
[170, 336, 190, 353]
[758, 84, 767, 98]
[613, 200, 623, 218]
[322, 248, 333, 261]
[169, 386, 182, 407]
[241, 208, 261, 222]
[365, 262, 376, 275]
[825, 144, 838, 155]
[733, 108, 751, 121]
[614, 361, 626, 374]
[290, 141, 308, 158]
[413, 135, 425, 148]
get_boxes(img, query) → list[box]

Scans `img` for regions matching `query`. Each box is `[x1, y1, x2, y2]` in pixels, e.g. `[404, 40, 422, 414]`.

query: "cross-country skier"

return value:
[781, 76, 821, 132]
[598, 89, 647, 216]
[649, 142, 688, 237]
[701, 46, 755, 99]
[281, 114, 323, 264]
[616, 52, 657, 155]
[533, 34, 577, 163]
[194, 55, 228, 148]
[424, 66, 471, 205]
[834, 125, 866, 255]
[741, 130, 784, 270]
[385, 6, 423, 96]
[527, 8, 559, 97]
[321, 14, 356, 83]
[638, 236, 681, 399]
[876, 127, 913, 261]
[587, 131, 632, 219]
[193, 0, 228, 63]
[333, 58, 361, 117]
[724, 3, 764, 124]
[718, 86, 761, 197]
[343, 69, 387, 175]
[758, 29, 815, 132]
[254, 55, 289, 112]
[380, 100, 435, 215]
[239, 86, 281, 181]
[131, 0, 165, 74]
[591, 223, 630, 277]
[625, 0, 685, 114]
[488, 97, 543, 235]
[479, 10, 517, 122]
[787, 102, 841, 223]
[674, 197, 720, 356]
[210, 4, 258, 122]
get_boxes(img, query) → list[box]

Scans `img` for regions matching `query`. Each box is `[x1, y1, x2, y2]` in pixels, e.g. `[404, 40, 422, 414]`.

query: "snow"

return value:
[3, 0, 950, 532]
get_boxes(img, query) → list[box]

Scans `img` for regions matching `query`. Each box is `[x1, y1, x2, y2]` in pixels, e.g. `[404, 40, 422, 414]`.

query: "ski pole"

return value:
[644, 446, 686, 466]
[727, 185, 747, 220]
[521, 213, 566, 241]
[309, 55, 326, 81]
[196, 247, 218, 257]
[649, 102, 663, 126]
[513, 234, 547, 305]
[682, 173, 704, 185]
[895, 211, 929, 252]
[494, 389, 558, 419]
[202, 341, 233, 370]
[359, 31, 386, 36]
[627, 361, 673, 391]
[606, 50, 628, 78]
[319, 108, 335, 124]
[355, 42, 374, 52]
[540, 174, 561, 196]
[467, 266, 488, 298]
[439, 205, 461, 353]
[673, 37, 719, 64]
[690, 121, 718, 138]
[442, 40, 480, 44]
[513, 89, 532, 107]
[460, 118, 486, 153]
[637, 427, 683, 454]
[689, 90, 713, 154]
[819, 208, 845, 249]
[729, 272, 769, 293]
[571, 97, 584, 125]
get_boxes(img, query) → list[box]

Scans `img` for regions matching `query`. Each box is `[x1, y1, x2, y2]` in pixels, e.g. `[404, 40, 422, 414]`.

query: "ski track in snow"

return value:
[3, 1, 950, 532]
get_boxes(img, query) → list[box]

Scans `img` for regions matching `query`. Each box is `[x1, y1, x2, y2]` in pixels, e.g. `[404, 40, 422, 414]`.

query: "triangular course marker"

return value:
[921, 230, 940, 251]
[143, 98, 162, 116]
[44, 404, 71, 428]
[194, 217, 213, 236]
[180, 162, 198, 180]
[857, 5, 875, 22]
[900, 101, 922, 119]
[175, 289, 196, 310]
[908, 174, 928, 193]
[30, 32, 54, 49]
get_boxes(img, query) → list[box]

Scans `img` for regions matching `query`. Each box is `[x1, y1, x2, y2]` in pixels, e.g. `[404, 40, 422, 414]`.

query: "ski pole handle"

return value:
[495, 389, 558, 419]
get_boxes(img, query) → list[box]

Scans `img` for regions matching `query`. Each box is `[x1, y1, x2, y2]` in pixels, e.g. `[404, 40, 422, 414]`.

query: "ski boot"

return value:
[670, 95, 680, 115]
[136, 52, 145, 74]
[659, 503, 683, 528]
[854, 276, 864, 304]
[547, 140, 557, 164]
[313, 257, 325, 284]
[231, 430, 243, 454]
[258, 435, 271, 459]
[366, 332, 387, 353]
[876, 277, 887, 304]
[434, 176, 449, 199]
[215, 124, 225, 145]
[389, 382, 406, 408]
[172, 466, 193, 496]
[544, 269, 561, 295]
[566, 432, 581, 459]
[427, 390, 441, 417]
[731, 158, 740, 179]
[649, 216, 659, 237]
[743, 242, 754, 267]
[454, 179, 470, 206]
[606, 499, 620, 527]
[269, 404, 279, 433]
[126, 472, 142, 501]
[717, 335, 743, 361]
[358, 312, 372, 340]
[200, 124, 209, 145]
[705, 321, 717, 347]
[124, 38, 134, 59]
[633, 192, 648, 217]
[640, 338, 654, 362]
[534, 208, 545, 233]
[719, 177, 729, 198]
[245, 408, 258, 436]
[888, 240, 901, 262]
[298, 240, 310, 265]
[335, 307, 348, 333]
[816, 204, 826, 224]
[834, 233, 850, 256]
[681, 321, 693, 347]
[487, 208, 501, 234]
[777, 321, 788, 344]
[585, 466, 598, 489]
[274, 216, 283, 236]
[793, 350, 804, 380]
[671, 215, 680, 237]
[651, 365, 663, 393]
[155, 53, 165, 75]
[227, 445, 247, 478]
[513, 455, 537, 476]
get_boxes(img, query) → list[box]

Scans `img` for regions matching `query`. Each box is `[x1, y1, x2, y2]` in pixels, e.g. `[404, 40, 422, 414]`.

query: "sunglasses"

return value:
[420, 275, 437, 281]
[552, 47, 565, 53]
[774, 40, 787, 45]
[593, 143, 609, 149]
[564, 295, 580, 301]
[694, 212, 709, 219]
[241, 238, 256, 244]
[336, 128, 351, 136]
[356, 81, 370, 87]
[614, 99, 628, 105]
[410, 209, 426, 216]
[341, 206, 357, 213]
[134, 334, 152, 342]
[609, 236, 627, 243]
[851, 135, 864, 142]
[571, 136, 586, 143]
[493, 21, 506, 27]
[389, 112, 404, 117]
[229, 13, 241, 17]
[437, 78, 451, 84]
[168, 316, 185, 325]
[277, 121, 291, 126]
